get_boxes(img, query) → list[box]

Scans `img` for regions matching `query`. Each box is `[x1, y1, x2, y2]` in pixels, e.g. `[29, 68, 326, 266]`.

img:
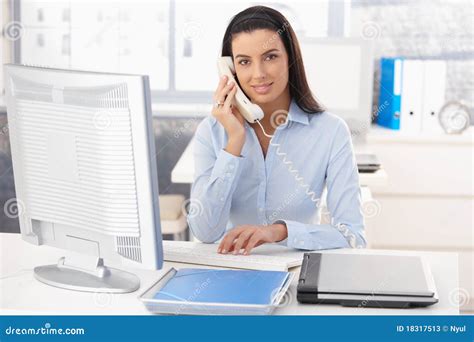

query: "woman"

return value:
[188, 6, 366, 255]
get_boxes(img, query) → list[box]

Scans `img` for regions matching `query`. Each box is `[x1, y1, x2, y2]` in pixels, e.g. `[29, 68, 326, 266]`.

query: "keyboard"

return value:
[163, 241, 305, 271]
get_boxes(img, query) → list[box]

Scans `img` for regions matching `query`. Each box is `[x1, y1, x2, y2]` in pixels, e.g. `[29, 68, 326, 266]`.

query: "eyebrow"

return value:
[234, 48, 280, 59]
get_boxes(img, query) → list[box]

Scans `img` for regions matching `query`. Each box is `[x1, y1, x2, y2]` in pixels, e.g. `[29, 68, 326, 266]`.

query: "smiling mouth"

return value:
[251, 82, 273, 94]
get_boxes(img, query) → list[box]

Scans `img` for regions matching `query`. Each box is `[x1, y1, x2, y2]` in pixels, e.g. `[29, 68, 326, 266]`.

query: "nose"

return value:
[251, 61, 267, 81]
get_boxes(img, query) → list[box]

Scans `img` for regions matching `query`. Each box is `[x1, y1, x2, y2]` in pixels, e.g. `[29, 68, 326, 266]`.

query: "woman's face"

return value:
[231, 29, 289, 106]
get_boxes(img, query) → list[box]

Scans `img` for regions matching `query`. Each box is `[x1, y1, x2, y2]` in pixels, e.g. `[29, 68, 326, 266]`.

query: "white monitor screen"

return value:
[299, 38, 374, 134]
[303, 45, 361, 111]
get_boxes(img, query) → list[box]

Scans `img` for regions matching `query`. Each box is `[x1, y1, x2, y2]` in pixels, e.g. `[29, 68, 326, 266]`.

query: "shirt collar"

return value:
[287, 100, 309, 126]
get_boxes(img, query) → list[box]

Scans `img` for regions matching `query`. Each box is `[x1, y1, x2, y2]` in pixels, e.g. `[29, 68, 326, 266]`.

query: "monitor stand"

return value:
[34, 256, 140, 293]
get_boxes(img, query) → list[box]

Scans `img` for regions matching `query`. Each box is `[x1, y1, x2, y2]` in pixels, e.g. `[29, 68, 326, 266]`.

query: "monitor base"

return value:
[34, 256, 140, 293]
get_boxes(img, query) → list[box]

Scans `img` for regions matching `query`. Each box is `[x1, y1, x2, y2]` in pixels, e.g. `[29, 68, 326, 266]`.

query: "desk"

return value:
[0, 233, 459, 315]
[171, 139, 389, 187]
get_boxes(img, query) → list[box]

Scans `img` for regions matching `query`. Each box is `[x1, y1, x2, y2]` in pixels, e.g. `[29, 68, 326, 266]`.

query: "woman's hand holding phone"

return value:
[212, 75, 246, 157]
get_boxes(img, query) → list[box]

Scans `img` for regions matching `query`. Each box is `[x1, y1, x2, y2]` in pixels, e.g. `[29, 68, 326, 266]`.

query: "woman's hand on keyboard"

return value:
[217, 223, 288, 255]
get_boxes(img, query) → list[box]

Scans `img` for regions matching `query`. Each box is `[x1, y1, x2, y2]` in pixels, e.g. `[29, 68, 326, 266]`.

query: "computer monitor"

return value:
[300, 37, 374, 139]
[4, 64, 163, 293]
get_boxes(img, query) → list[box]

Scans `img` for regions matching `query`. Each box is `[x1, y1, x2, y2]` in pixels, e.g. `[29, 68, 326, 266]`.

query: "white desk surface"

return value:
[0, 233, 459, 315]
[171, 139, 388, 186]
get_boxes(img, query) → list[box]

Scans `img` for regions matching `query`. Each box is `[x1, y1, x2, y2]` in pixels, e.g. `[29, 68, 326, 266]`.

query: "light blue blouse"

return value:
[187, 100, 366, 250]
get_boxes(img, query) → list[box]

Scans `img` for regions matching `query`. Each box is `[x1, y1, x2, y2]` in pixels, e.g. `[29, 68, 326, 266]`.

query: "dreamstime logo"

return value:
[349, 100, 389, 139]
[3, 21, 24, 41]
[320, 205, 332, 224]
[373, 100, 389, 121]
[93, 292, 114, 308]
[174, 277, 212, 315]
[93, 111, 112, 130]
[449, 287, 470, 308]
[173, 115, 200, 140]
[333, 220, 365, 248]
[182, 21, 202, 40]
[271, 286, 294, 308]
[361, 21, 381, 40]
[267, 188, 301, 223]
[181, 198, 204, 218]
[262, 21, 290, 50]
[447, 110, 469, 131]
[362, 199, 381, 218]
[4, 322, 85, 336]
[357, 276, 390, 307]
[269, 109, 290, 130]
[3, 198, 26, 219]
[0, 124, 9, 136]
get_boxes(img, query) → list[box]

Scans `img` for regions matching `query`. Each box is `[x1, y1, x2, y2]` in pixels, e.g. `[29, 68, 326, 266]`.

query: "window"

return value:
[18, 0, 169, 90]
[173, 1, 330, 93]
[7, 0, 344, 107]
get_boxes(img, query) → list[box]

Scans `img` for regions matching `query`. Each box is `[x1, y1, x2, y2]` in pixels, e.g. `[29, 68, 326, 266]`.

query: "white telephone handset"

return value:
[217, 57, 264, 123]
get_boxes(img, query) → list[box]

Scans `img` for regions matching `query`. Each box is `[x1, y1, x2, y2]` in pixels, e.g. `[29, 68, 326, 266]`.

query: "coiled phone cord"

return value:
[254, 119, 362, 248]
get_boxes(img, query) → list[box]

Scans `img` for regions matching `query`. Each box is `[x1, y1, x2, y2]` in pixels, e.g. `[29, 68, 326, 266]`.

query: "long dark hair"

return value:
[221, 6, 325, 114]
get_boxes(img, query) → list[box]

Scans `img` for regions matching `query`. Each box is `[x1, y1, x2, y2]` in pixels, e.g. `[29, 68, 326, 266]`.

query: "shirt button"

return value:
[220, 197, 225, 201]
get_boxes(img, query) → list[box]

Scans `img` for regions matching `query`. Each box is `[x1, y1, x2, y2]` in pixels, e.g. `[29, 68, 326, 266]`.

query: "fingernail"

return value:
[222, 75, 227, 80]
[222, 249, 227, 254]
[233, 250, 237, 255]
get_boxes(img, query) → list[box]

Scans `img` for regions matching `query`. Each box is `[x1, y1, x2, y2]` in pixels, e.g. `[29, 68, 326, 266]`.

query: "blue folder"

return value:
[377, 57, 403, 130]
[153, 268, 290, 305]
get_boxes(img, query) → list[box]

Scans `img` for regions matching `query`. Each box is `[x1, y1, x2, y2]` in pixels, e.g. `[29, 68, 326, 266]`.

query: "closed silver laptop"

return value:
[297, 253, 438, 308]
